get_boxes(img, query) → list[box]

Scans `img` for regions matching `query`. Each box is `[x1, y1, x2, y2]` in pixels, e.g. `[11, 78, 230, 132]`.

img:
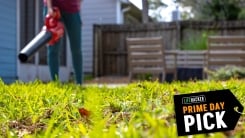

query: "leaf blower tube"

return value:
[18, 7, 64, 62]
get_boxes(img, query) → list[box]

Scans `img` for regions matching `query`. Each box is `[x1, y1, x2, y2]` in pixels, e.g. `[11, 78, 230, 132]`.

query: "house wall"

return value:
[81, 0, 119, 73]
[0, 1, 17, 83]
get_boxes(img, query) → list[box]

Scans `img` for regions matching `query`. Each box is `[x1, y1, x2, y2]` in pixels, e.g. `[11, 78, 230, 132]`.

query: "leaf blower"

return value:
[18, 7, 64, 62]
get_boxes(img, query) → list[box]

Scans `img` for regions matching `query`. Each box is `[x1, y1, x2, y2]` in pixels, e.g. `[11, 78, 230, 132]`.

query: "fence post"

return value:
[93, 25, 103, 77]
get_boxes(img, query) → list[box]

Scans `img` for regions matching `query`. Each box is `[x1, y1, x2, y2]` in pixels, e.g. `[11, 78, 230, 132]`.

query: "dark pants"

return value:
[44, 8, 83, 84]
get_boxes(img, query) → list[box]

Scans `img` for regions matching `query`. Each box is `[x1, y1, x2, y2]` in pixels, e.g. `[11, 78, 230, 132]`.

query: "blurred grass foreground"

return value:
[0, 79, 244, 137]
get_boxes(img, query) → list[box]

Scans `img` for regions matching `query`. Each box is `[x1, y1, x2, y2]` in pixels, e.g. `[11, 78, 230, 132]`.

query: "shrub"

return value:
[179, 31, 214, 50]
[238, 8, 245, 20]
[206, 66, 245, 80]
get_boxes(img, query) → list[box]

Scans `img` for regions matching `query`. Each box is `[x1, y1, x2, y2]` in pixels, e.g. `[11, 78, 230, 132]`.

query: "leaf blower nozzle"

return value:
[18, 7, 64, 62]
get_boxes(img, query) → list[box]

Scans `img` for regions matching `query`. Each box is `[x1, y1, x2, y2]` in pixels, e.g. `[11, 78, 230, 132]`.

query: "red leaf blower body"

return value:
[18, 7, 64, 62]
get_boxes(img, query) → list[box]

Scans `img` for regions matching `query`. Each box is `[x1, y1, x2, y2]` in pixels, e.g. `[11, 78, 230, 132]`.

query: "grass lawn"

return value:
[0, 79, 244, 137]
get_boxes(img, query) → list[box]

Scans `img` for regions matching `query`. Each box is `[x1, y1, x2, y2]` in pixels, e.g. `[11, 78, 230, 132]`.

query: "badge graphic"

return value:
[174, 89, 244, 136]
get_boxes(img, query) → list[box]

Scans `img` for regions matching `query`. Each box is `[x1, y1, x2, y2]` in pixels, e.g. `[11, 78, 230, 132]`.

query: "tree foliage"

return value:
[141, 0, 167, 23]
[148, 0, 167, 9]
[175, 0, 241, 21]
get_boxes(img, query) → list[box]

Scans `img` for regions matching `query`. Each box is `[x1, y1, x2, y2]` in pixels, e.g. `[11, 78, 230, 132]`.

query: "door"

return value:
[17, 0, 71, 82]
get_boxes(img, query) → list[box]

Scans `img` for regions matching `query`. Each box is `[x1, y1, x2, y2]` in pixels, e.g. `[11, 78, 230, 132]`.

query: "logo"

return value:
[174, 89, 243, 136]
[182, 95, 206, 104]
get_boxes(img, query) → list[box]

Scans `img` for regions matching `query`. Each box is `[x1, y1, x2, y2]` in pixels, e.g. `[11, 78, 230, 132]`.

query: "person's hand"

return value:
[48, 8, 55, 17]
[46, 0, 54, 16]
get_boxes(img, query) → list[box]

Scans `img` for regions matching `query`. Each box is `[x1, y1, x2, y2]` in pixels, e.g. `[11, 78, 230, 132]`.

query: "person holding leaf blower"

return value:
[43, 0, 83, 84]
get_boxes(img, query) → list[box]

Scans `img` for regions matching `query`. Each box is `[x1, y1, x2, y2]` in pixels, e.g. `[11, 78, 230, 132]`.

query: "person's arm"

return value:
[46, 0, 54, 15]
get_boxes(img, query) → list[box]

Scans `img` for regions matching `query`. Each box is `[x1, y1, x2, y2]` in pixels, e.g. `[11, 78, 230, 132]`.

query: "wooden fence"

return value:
[93, 20, 245, 77]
